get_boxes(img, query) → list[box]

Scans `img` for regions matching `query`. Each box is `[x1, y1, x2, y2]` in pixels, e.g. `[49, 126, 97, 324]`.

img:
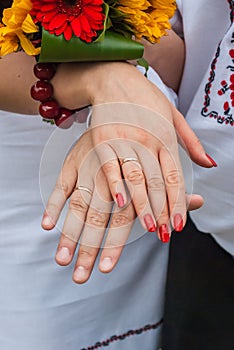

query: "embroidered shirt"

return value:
[175, 0, 234, 254]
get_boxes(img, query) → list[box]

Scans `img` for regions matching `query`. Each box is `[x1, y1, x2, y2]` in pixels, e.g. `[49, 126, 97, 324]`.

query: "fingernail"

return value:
[116, 193, 125, 208]
[144, 214, 157, 232]
[159, 224, 170, 243]
[74, 266, 87, 280]
[56, 247, 71, 262]
[42, 214, 52, 227]
[100, 257, 113, 271]
[206, 153, 218, 167]
[173, 214, 183, 232]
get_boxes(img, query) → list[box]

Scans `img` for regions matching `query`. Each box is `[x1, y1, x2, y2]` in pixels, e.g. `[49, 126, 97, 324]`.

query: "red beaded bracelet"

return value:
[31, 63, 88, 129]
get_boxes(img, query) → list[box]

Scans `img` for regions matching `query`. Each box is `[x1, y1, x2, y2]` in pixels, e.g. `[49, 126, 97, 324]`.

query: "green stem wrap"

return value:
[38, 28, 144, 63]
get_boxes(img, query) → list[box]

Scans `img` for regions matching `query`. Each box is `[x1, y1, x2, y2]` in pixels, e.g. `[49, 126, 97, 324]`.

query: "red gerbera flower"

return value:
[30, 0, 105, 42]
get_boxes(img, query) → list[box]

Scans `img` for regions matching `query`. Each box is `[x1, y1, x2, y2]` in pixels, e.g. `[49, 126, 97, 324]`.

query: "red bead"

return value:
[31, 81, 53, 102]
[33, 63, 56, 81]
[73, 107, 89, 123]
[55, 108, 74, 129]
[39, 100, 59, 119]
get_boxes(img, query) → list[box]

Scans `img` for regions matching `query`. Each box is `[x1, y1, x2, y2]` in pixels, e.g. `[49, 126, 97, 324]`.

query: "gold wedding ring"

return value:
[75, 186, 93, 196]
[119, 157, 141, 166]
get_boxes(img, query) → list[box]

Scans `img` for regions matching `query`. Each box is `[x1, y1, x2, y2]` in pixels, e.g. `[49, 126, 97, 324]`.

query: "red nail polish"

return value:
[174, 214, 183, 232]
[159, 224, 170, 243]
[144, 214, 157, 232]
[116, 193, 125, 208]
[206, 153, 218, 167]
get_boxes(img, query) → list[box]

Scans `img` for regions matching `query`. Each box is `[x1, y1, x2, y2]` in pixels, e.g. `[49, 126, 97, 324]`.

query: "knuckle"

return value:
[165, 170, 182, 187]
[78, 247, 95, 262]
[54, 180, 70, 196]
[194, 136, 202, 147]
[147, 177, 165, 191]
[111, 214, 131, 227]
[108, 179, 120, 191]
[137, 200, 148, 214]
[86, 210, 107, 227]
[69, 196, 89, 213]
[126, 169, 144, 185]
[62, 231, 79, 243]
[157, 212, 169, 223]
[170, 198, 186, 212]
[102, 161, 117, 174]
[136, 128, 152, 144]
[105, 238, 122, 249]
[46, 201, 58, 213]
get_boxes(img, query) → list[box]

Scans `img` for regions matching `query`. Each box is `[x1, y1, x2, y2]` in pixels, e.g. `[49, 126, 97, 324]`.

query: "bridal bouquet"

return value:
[0, 0, 176, 61]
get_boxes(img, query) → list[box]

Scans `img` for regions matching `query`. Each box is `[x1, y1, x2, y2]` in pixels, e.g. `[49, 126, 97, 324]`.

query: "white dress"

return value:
[0, 68, 176, 350]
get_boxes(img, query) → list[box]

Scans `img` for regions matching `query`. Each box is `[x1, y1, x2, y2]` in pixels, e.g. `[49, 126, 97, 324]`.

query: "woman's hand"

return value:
[52, 61, 213, 238]
[42, 129, 204, 284]
[87, 63, 212, 237]
[42, 130, 136, 283]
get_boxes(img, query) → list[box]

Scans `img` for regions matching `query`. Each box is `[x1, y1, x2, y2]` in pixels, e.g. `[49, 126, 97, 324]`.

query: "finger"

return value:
[56, 185, 93, 266]
[160, 146, 187, 233]
[120, 156, 157, 233]
[137, 147, 170, 243]
[186, 193, 204, 211]
[73, 174, 113, 284]
[73, 208, 111, 284]
[94, 142, 128, 208]
[99, 201, 135, 273]
[42, 158, 77, 230]
[55, 235, 77, 266]
[171, 105, 217, 168]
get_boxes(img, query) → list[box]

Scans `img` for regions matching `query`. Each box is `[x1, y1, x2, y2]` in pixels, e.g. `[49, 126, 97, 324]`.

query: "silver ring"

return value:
[119, 157, 140, 166]
[75, 186, 93, 196]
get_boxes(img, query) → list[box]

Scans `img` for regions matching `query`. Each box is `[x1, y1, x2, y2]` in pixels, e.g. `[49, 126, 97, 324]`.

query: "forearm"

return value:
[143, 30, 185, 92]
[0, 51, 137, 115]
[0, 41, 182, 117]
[0, 53, 102, 115]
[0, 52, 39, 114]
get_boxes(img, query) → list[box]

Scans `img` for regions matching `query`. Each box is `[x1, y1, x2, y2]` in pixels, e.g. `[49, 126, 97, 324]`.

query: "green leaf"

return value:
[137, 57, 149, 77]
[105, 0, 118, 6]
[93, 2, 109, 43]
[42, 118, 55, 125]
[39, 28, 144, 62]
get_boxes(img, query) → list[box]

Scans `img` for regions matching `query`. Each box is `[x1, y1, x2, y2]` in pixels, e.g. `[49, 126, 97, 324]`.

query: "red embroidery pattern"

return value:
[201, 0, 234, 126]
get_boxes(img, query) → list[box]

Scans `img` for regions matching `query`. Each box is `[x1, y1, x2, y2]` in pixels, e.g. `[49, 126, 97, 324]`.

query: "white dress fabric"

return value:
[0, 69, 176, 350]
[175, 0, 234, 255]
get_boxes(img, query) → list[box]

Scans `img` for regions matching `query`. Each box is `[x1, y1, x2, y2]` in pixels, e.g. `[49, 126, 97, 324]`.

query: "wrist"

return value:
[88, 61, 145, 105]
[51, 62, 93, 110]
[52, 61, 144, 109]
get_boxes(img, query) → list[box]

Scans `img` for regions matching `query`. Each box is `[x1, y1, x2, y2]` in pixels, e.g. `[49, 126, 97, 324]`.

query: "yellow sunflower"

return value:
[0, 0, 40, 56]
[117, 0, 151, 10]
[149, 0, 177, 19]
[117, 0, 176, 43]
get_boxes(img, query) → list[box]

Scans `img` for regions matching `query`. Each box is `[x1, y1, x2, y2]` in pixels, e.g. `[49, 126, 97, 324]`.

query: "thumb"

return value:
[186, 193, 204, 211]
[171, 105, 217, 168]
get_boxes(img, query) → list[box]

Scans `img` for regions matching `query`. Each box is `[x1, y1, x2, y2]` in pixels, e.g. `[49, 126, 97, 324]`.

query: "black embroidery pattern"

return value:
[80, 319, 163, 349]
[201, 0, 234, 126]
